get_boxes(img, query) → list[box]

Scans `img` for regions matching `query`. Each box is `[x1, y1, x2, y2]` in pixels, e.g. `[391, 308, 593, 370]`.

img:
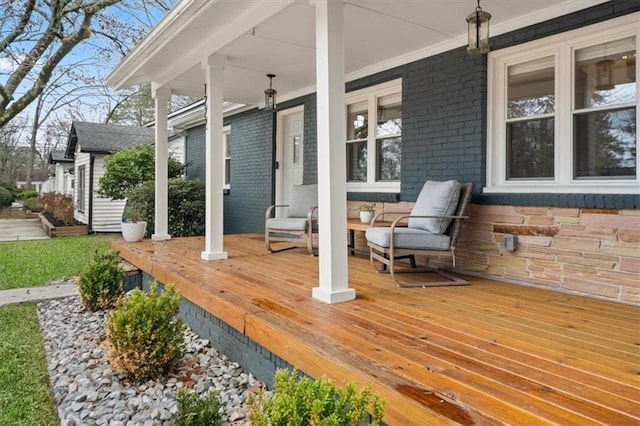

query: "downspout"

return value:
[88, 153, 95, 234]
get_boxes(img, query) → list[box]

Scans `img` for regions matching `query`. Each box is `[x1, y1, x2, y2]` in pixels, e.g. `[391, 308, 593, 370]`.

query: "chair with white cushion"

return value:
[265, 184, 318, 256]
[366, 180, 474, 287]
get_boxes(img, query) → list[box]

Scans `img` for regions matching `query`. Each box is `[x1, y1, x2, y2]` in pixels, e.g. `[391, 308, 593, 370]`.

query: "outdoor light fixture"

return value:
[595, 59, 614, 90]
[466, 0, 491, 55]
[264, 74, 277, 111]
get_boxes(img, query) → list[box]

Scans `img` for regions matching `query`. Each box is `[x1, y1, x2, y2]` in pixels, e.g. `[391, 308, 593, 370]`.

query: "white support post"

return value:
[151, 85, 171, 241]
[311, 0, 355, 304]
[201, 54, 228, 261]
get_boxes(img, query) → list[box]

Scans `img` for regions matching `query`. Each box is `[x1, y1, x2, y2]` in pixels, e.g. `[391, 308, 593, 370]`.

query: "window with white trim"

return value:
[346, 79, 402, 192]
[487, 15, 638, 194]
[77, 165, 85, 213]
[223, 126, 231, 190]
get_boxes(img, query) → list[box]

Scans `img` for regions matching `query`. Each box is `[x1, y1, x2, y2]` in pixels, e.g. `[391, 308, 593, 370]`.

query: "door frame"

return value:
[275, 105, 305, 207]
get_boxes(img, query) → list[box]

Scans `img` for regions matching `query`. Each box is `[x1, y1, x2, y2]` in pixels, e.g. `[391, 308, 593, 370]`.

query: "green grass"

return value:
[0, 304, 59, 426]
[0, 234, 117, 290]
[0, 235, 117, 424]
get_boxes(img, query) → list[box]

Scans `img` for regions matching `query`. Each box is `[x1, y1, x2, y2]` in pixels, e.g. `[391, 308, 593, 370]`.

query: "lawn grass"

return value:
[0, 234, 117, 424]
[0, 304, 59, 426]
[0, 234, 117, 290]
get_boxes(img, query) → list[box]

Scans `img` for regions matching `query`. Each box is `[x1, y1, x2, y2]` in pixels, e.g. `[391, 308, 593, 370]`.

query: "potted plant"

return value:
[121, 200, 147, 242]
[359, 203, 376, 223]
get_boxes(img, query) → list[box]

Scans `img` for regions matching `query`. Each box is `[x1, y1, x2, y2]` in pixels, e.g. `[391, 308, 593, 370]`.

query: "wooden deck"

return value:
[112, 234, 640, 425]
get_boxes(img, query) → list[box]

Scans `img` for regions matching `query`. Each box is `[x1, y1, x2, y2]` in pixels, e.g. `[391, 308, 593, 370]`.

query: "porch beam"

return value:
[151, 85, 171, 241]
[201, 54, 228, 261]
[311, 0, 355, 304]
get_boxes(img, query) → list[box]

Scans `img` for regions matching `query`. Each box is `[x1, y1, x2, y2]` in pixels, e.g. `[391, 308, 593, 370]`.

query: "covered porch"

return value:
[112, 234, 639, 425]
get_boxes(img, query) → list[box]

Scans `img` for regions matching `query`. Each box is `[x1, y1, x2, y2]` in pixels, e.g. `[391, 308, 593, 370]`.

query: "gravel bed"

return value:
[37, 286, 265, 426]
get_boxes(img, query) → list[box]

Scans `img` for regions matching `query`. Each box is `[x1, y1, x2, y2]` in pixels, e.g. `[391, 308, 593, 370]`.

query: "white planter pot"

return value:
[359, 211, 374, 224]
[121, 221, 147, 242]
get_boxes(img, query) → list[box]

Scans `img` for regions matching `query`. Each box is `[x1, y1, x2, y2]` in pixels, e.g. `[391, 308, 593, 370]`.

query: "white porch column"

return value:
[311, 0, 355, 304]
[201, 54, 228, 261]
[152, 85, 171, 241]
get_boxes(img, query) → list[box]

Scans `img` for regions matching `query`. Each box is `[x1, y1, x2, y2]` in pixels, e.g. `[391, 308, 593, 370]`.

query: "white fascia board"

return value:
[107, 0, 217, 89]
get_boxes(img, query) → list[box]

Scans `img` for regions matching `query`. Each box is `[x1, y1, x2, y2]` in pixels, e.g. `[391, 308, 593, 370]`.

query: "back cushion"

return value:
[288, 184, 318, 217]
[408, 180, 460, 234]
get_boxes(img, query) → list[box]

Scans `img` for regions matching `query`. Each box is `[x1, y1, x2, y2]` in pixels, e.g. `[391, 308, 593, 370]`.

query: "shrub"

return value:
[126, 177, 205, 237]
[22, 197, 40, 212]
[105, 281, 185, 381]
[78, 248, 124, 311]
[19, 190, 38, 200]
[171, 389, 223, 426]
[40, 192, 75, 225]
[0, 187, 13, 208]
[249, 369, 386, 426]
[98, 144, 185, 200]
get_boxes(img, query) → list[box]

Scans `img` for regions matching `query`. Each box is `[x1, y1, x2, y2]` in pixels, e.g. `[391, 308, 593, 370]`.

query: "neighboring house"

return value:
[41, 150, 74, 195]
[108, 1, 639, 305]
[15, 168, 49, 193]
[64, 121, 184, 233]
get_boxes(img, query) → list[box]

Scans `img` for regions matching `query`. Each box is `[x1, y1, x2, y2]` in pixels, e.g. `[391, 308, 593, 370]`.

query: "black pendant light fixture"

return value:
[466, 0, 491, 55]
[264, 74, 277, 111]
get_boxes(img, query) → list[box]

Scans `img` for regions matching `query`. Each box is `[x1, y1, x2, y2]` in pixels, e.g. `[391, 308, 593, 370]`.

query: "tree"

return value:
[0, 0, 175, 129]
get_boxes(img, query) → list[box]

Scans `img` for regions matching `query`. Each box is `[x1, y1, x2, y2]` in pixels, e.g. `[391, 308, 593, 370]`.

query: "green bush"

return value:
[0, 187, 14, 208]
[19, 190, 38, 201]
[22, 197, 40, 212]
[105, 281, 185, 381]
[171, 389, 223, 426]
[126, 177, 205, 237]
[98, 144, 185, 200]
[78, 248, 124, 311]
[249, 369, 386, 426]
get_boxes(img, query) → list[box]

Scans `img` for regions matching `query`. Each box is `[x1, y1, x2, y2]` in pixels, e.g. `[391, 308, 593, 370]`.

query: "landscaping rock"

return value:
[38, 293, 261, 425]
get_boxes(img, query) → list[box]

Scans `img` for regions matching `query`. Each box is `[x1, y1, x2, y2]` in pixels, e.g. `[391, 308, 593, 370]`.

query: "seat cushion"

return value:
[288, 184, 318, 218]
[408, 180, 460, 234]
[366, 227, 451, 250]
[266, 217, 308, 231]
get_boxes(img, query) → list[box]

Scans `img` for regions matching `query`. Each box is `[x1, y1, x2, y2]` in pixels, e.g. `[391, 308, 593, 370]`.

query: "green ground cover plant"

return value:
[0, 234, 116, 290]
[171, 389, 223, 426]
[0, 304, 58, 425]
[0, 234, 117, 423]
[249, 369, 386, 426]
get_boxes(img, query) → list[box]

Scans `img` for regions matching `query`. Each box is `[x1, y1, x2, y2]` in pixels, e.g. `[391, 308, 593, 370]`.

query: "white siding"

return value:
[73, 152, 90, 225]
[169, 136, 185, 165]
[91, 156, 126, 233]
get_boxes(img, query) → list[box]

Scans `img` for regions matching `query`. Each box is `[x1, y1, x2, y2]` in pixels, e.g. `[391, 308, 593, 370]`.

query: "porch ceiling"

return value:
[108, 0, 609, 106]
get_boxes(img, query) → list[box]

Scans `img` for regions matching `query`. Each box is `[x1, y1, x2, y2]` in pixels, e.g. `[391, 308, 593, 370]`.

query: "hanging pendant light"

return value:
[466, 0, 491, 55]
[595, 59, 614, 90]
[264, 74, 277, 111]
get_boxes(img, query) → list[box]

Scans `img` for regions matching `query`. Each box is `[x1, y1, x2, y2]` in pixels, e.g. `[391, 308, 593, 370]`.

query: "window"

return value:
[346, 79, 402, 192]
[487, 15, 638, 194]
[223, 126, 231, 189]
[77, 165, 85, 213]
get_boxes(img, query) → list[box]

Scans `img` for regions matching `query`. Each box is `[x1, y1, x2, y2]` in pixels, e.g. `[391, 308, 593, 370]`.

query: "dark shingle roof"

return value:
[65, 121, 156, 158]
[49, 150, 73, 164]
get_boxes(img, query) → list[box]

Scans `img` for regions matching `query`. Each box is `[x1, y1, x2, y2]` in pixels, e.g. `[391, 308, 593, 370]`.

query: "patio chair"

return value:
[265, 184, 318, 255]
[366, 180, 474, 287]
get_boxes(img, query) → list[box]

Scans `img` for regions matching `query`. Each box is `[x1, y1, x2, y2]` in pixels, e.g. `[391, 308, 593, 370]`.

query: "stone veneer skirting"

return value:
[348, 202, 640, 306]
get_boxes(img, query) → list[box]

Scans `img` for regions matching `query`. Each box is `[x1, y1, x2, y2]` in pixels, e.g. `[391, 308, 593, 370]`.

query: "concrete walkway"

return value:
[0, 218, 49, 241]
[0, 283, 79, 307]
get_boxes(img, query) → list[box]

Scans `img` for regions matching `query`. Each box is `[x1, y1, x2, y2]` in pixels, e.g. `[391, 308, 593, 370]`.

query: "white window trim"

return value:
[223, 125, 231, 190]
[346, 78, 402, 193]
[487, 13, 639, 194]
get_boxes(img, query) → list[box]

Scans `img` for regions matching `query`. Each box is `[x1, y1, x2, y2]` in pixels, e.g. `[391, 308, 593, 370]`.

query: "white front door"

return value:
[276, 106, 304, 216]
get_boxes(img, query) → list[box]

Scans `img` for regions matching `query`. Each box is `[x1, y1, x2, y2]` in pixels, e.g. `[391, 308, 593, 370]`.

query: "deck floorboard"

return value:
[113, 235, 640, 426]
